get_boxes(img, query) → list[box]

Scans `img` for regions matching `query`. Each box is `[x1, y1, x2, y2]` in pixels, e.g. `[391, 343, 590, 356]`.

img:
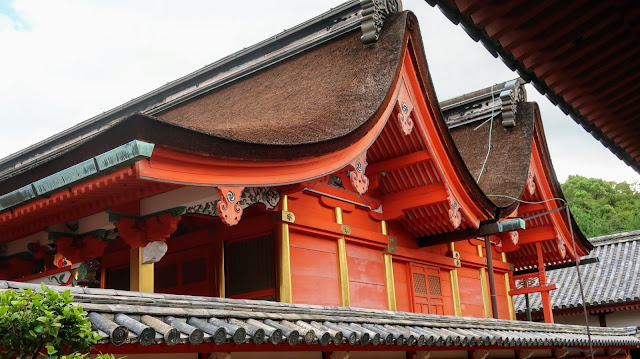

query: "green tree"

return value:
[0, 283, 114, 359]
[562, 175, 640, 238]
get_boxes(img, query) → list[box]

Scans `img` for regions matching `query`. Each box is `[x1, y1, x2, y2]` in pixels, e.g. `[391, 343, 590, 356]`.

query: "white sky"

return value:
[0, 0, 638, 184]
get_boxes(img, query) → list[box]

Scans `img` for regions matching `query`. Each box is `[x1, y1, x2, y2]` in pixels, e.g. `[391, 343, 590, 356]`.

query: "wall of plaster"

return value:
[554, 309, 640, 327]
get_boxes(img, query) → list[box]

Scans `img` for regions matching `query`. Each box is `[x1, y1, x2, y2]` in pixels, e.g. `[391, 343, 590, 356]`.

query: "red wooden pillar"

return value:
[535, 242, 554, 323]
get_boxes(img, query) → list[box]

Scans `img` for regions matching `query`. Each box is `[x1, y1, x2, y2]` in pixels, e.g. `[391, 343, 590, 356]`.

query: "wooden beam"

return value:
[508, 283, 557, 296]
[367, 150, 432, 174]
[417, 227, 478, 247]
[518, 225, 556, 244]
[380, 183, 447, 220]
[513, 257, 599, 275]
[517, 202, 546, 214]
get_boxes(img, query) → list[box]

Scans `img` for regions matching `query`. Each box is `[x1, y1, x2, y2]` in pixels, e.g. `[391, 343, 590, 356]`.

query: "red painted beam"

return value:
[380, 183, 447, 220]
[367, 149, 432, 175]
[518, 225, 556, 244]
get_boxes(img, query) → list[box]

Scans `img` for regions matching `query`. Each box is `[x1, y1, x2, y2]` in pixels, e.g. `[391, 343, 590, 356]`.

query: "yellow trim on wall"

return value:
[477, 245, 492, 318]
[449, 243, 462, 316]
[505, 273, 515, 320]
[334, 207, 344, 225]
[380, 221, 397, 310]
[335, 207, 351, 307]
[383, 253, 397, 310]
[277, 195, 293, 303]
[479, 268, 491, 318]
[502, 252, 516, 320]
[337, 236, 351, 306]
[130, 247, 154, 293]
[217, 239, 225, 298]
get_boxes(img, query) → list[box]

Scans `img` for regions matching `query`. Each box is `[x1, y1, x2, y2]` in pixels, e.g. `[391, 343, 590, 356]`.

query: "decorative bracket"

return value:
[446, 186, 462, 229]
[109, 207, 186, 248]
[348, 152, 370, 195]
[216, 187, 245, 226]
[359, 0, 402, 44]
[49, 229, 112, 264]
[186, 187, 281, 226]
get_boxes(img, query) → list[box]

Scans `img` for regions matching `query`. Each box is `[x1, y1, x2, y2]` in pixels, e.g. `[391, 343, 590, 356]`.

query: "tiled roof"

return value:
[1, 281, 637, 349]
[515, 230, 640, 313]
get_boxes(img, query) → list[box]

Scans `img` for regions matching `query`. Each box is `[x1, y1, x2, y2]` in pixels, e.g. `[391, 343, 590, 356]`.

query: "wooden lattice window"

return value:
[413, 272, 427, 295]
[225, 234, 276, 300]
[409, 263, 444, 315]
[428, 275, 442, 296]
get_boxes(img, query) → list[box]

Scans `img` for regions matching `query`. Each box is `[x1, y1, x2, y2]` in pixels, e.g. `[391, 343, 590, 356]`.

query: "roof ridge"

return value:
[589, 229, 640, 246]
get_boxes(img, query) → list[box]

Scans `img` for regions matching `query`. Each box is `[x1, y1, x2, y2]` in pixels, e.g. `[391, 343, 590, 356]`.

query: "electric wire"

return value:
[475, 84, 497, 183]
[487, 194, 595, 359]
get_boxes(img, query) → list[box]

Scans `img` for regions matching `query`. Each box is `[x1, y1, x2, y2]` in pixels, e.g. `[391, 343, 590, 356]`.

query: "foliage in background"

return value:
[562, 175, 640, 238]
[0, 283, 114, 359]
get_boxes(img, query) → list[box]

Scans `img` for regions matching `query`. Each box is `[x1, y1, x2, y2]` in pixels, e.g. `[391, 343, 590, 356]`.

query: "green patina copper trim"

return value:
[0, 140, 154, 213]
[106, 206, 187, 223]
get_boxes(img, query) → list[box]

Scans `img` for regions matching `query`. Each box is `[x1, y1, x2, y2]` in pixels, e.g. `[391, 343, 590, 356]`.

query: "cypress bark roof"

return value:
[156, 13, 406, 147]
[448, 101, 534, 209]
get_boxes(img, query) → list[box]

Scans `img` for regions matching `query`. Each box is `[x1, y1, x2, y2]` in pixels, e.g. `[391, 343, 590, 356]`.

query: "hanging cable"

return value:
[475, 84, 496, 183]
[487, 194, 595, 359]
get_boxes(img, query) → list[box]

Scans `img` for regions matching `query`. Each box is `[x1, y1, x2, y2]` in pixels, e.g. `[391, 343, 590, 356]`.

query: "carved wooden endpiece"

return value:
[142, 241, 168, 264]
[446, 186, 462, 229]
[526, 170, 536, 195]
[395, 81, 415, 135]
[510, 231, 519, 245]
[348, 153, 369, 195]
[557, 237, 566, 258]
[216, 187, 245, 226]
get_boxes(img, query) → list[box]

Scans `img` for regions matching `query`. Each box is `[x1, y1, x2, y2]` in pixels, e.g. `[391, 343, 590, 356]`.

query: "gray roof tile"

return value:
[515, 230, 640, 313]
[2, 280, 638, 349]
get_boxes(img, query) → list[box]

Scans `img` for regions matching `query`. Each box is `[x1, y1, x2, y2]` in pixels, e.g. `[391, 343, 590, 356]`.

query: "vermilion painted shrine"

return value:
[0, 1, 638, 358]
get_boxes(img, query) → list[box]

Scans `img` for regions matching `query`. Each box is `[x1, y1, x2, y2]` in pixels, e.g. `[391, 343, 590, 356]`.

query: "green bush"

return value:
[0, 283, 114, 359]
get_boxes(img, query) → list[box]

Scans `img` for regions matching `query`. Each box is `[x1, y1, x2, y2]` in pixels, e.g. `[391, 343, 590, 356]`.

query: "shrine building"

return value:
[0, 1, 638, 358]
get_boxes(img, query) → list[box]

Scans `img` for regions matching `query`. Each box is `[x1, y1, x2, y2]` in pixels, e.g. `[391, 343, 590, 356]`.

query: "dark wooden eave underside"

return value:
[426, 0, 640, 175]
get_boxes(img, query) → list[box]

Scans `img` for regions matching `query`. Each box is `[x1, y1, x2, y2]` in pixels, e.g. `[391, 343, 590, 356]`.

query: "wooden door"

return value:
[409, 263, 444, 315]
